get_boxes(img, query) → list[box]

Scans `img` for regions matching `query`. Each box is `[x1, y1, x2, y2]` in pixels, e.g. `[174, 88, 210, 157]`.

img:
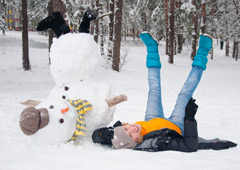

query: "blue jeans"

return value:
[145, 66, 203, 134]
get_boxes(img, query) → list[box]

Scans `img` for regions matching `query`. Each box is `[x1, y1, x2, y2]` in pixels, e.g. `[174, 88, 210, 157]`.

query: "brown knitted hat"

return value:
[19, 107, 49, 135]
[111, 126, 137, 149]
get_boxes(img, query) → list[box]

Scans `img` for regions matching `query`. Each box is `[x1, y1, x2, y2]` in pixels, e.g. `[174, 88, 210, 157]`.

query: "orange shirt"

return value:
[135, 118, 182, 136]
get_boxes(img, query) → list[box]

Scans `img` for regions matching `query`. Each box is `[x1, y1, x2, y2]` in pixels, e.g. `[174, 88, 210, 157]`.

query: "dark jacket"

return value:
[92, 120, 237, 152]
[134, 120, 198, 152]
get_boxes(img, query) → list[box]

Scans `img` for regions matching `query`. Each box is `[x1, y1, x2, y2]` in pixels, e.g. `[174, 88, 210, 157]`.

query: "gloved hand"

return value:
[100, 127, 114, 140]
[184, 98, 198, 121]
[99, 121, 122, 140]
[198, 140, 237, 150]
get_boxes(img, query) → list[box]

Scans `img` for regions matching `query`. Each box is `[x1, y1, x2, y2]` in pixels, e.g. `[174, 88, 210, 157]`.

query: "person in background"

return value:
[220, 37, 224, 50]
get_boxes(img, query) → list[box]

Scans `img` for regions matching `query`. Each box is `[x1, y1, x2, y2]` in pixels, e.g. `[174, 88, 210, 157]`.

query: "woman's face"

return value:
[123, 124, 142, 142]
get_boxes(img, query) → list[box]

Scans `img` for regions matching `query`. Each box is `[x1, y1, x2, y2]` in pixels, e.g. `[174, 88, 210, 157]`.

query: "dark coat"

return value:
[134, 120, 198, 152]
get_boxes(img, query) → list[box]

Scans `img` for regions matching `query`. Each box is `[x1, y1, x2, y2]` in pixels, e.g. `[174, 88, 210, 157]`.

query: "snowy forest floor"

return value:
[0, 31, 240, 170]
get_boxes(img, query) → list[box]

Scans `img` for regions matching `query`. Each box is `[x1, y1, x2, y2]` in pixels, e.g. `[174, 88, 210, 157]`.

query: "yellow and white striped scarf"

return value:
[67, 99, 93, 142]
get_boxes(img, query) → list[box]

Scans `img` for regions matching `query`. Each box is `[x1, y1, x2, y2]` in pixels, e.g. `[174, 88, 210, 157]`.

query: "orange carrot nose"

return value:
[61, 108, 69, 114]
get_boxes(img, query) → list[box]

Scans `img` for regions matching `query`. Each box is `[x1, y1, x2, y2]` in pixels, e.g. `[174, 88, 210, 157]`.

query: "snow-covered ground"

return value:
[0, 31, 239, 170]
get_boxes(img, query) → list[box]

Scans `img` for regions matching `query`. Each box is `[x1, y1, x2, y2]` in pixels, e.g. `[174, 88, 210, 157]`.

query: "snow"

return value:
[180, 3, 196, 13]
[0, 31, 240, 170]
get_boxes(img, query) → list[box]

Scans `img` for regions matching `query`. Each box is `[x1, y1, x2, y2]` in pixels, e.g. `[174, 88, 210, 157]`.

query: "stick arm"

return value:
[105, 94, 127, 107]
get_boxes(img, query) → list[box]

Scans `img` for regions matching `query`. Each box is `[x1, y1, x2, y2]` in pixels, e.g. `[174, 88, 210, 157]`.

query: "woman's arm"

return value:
[163, 98, 199, 152]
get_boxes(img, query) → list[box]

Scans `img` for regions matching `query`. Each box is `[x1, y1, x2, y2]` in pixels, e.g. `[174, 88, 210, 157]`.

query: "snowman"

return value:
[19, 10, 126, 144]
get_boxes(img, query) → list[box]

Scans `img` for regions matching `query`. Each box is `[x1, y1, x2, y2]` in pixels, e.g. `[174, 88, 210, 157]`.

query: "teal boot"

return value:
[192, 34, 213, 70]
[139, 32, 161, 68]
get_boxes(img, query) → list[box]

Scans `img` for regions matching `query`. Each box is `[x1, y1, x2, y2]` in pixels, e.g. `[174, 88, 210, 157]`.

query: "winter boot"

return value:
[139, 32, 161, 68]
[79, 7, 98, 33]
[192, 34, 213, 70]
[37, 11, 70, 37]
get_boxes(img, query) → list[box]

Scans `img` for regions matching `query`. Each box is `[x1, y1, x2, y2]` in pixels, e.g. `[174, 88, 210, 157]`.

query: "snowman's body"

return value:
[24, 33, 115, 144]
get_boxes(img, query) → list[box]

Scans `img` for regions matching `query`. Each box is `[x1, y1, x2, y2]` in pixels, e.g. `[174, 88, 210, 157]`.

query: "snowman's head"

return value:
[19, 94, 78, 144]
[50, 33, 103, 84]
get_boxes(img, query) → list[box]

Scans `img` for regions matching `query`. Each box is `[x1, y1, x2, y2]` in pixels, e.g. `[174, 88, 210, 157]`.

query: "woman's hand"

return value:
[185, 98, 198, 121]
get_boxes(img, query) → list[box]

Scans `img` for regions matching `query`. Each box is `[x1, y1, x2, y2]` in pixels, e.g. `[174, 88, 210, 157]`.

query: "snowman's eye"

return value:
[49, 105, 54, 109]
[59, 119, 64, 124]
[62, 95, 66, 99]
[64, 86, 69, 91]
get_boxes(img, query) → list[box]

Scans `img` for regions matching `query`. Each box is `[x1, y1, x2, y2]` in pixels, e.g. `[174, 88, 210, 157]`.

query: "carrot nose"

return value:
[61, 108, 69, 114]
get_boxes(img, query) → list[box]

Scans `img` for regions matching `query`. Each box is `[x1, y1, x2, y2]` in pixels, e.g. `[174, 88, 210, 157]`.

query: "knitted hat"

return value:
[19, 107, 49, 135]
[111, 126, 137, 149]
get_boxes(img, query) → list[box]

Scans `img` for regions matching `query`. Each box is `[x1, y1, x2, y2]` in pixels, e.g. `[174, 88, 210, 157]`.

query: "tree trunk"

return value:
[90, 1, 95, 35]
[236, 41, 239, 61]
[226, 39, 229, 56]
[99, 2, 105, 56]
[164, 0, 169, 55]
[210, 0, 214, 60]
[224, 0, 230, 57]
[132, 27, 135, 41]
[22, 0, 30, 70]
[143, 11, 148, 31]
[94, 0, 100, 43]
[191, 0, 198, 60]
[47, 1, 54, 57]
[112, 0, 123, 72]
[233, 40, 239, 61]
[176, 0, 182, 54]
[107, 0, 114, 60]
[201, 1, 206, 34]
[232, 0, 239, 61]
[168, 0, 174, 64]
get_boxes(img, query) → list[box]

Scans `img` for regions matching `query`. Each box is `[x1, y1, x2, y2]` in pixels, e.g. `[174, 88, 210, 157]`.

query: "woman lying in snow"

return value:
[92, 32, 237, 152]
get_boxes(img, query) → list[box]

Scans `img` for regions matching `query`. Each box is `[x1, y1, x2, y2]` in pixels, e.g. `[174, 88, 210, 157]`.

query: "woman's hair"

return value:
[121, 123, 129, 126]
[137, 135, 143, 144]
[121, 123, 143, 144]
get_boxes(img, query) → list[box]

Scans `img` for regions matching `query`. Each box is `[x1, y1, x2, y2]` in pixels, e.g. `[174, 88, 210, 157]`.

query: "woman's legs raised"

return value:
[168, 34, 213, 133]
[145, 68, 164, 121]
[139, 32, 164, 121]
[168, 66, 203, 132]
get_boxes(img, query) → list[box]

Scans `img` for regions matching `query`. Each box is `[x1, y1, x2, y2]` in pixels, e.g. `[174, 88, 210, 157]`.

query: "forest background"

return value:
[0, 0, 239, 71]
